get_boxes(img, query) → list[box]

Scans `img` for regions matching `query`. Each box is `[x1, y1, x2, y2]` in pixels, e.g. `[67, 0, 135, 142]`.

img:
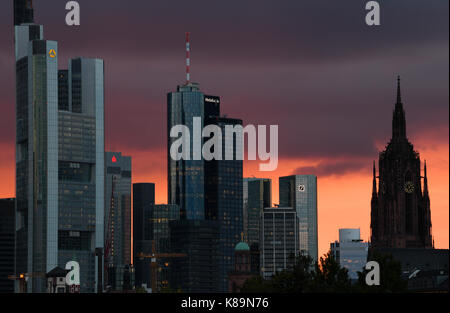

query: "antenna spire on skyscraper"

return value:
[186, 32, 191, 84]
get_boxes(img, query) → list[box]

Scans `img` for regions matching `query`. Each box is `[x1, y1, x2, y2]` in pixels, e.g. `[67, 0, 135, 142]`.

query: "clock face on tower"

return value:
[404, 181, 414, 194]
[298, 185, 306, 192]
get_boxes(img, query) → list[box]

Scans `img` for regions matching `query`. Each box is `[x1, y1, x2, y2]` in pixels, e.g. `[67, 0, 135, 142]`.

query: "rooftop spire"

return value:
[392, 75, 407, 139]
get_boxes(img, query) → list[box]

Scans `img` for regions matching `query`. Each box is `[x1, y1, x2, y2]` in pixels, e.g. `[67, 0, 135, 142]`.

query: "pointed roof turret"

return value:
[423, 160, 429, 197]
[372, 161, 377, 196]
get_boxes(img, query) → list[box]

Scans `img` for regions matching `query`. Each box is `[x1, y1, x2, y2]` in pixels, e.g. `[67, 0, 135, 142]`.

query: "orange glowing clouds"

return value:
[1, 134, 448, 261]
[243, 137, 449, 258]
[244, 157, 375, 258]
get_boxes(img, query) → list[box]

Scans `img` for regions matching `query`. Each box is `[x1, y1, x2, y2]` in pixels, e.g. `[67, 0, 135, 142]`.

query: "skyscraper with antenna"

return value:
[167, 32, 216, 219]
[167, 33, 243, 292]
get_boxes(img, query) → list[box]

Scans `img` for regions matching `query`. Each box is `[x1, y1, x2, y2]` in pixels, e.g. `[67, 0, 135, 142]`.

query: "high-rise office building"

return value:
[133, 183, 155, 288]
[105, 152, 132, 291]
[15, 30, 59, 292]
[260, 207, 298, 279]
[167, 83, 219, 291]
[243, 178, 272, 248]
[57, 57, 105, 293]
[205, 116, 244, 292]
[330, 229, 369, 280]
[0, 198, 15, 293]
[169, 219, 220, 292]
[243, 178, 271, 275]
[167, 38, 243, 292]
[279, 175, 318, 261]
[167, 83, 208, 220]
[14, 1, 105, 292]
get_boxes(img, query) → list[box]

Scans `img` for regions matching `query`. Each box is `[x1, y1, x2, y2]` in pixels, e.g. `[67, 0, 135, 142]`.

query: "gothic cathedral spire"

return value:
[392, 75, 407, 139]
[370, 77, 432, 249]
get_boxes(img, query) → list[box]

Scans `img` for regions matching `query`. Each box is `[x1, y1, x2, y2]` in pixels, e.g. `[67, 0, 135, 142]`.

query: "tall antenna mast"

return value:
[185, 32, 190, 84]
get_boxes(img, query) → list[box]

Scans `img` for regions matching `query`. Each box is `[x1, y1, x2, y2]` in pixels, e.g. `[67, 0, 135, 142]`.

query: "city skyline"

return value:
[0, 0, 448, 260]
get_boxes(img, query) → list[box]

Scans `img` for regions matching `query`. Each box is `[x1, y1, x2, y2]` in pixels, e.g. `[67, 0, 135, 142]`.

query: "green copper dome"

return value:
[235, 242, 250, 251]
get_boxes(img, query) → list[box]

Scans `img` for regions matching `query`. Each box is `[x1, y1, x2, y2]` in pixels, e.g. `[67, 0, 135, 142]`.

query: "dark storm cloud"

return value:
[3, 0, 446, 64]
[2, 0, 448, 64]
[0, 0, 448, 170]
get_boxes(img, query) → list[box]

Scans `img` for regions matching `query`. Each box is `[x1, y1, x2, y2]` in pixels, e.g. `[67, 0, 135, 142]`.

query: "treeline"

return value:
[241, 251, 407, 293]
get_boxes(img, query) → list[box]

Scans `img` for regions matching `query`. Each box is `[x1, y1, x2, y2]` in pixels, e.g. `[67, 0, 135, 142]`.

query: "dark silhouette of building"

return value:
[132, 183, 155, 288]
[0, 198, 15, 293]
[228, 241, 258, 293]
[371, 77, 433, 249]
[372, 248, 448, 292]
[250, 243, 260, 274]
[169, 220, 219, 292]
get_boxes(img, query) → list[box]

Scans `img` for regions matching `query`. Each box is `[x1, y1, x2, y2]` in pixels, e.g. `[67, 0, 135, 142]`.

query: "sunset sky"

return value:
[0, 0, 448, 258]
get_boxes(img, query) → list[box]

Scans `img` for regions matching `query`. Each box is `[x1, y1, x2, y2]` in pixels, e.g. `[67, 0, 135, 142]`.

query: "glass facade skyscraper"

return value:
[243, 178, 272, 248]
[205, 116, 244, 292]
[167, 83, 206, 220]
[14, 2, 105, 292]
[58, 58, 105, 293]
[14, 36, 59, 292]
[167, 81, 243, 291]
[279, 175, 318, 261]
[104, 152, 132, 291]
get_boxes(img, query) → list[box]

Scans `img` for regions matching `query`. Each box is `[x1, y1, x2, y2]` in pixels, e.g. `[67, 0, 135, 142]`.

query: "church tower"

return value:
[370, 77, 433, 249]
